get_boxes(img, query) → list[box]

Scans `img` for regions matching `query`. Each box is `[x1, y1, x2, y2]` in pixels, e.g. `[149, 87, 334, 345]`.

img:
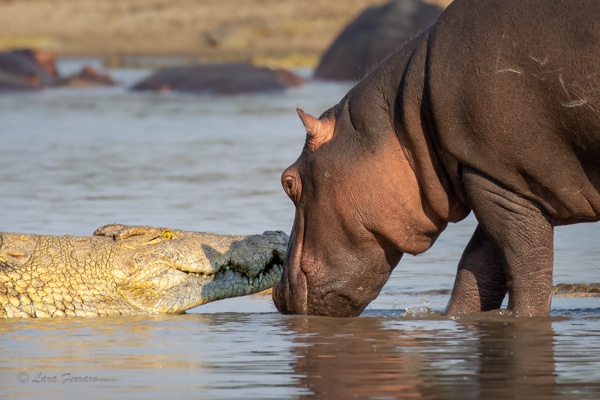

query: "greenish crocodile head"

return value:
[107, 229, 288, 314]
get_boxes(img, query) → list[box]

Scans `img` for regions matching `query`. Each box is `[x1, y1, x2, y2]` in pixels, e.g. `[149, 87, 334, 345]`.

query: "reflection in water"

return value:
[2, 308, 600, 398]
[0, 313, 302, 398]
[281, 313, 600, 399]
[287, 316, 423, 398]
[1, 60, 600, 399]
[470, 320, 556, 399]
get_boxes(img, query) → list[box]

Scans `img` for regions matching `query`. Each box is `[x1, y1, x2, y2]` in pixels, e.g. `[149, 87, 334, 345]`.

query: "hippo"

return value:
[0, 49, 57, 90]
[273, 0, 600, 317]
[0, 49, 118, 91]
[131, 63, 304, 95]
[59, 66, 119, 88]
[314, 0, 443, 81]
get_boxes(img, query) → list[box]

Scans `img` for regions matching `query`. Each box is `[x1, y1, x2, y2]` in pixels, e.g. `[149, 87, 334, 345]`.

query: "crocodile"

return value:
[0, 224, 287, 318]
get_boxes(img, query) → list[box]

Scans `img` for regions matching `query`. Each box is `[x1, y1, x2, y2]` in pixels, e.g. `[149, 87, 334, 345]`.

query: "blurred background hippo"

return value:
[0, 49, 57, 90]
[314, 0, 443, 81]
[59, 65, 119, 88]
[0, 49, 117, 91]
[130, 63, 304, 95]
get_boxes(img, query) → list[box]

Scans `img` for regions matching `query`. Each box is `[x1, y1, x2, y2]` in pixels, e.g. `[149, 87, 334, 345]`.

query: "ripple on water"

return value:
[0, 60, 599, 399]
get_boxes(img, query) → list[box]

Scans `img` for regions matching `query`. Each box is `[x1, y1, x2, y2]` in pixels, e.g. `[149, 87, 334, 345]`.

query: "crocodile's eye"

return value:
[281, 169, 301, 204]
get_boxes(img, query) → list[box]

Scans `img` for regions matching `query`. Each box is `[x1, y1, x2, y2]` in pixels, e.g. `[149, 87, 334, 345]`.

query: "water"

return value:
[1, 59, 600, 399]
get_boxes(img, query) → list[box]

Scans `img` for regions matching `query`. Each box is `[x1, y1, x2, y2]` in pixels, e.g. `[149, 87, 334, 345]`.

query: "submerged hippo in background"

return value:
[314, 0, 443, 81]
[131, 63, 304, 95]
[0, 49, 118, 91]
[0, 49, 57, 90]
[58, 66, 118, 88]
[273, 0, 600, 317]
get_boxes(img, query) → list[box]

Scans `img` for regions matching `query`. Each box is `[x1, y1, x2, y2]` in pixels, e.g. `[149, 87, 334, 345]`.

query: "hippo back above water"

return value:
[0, 49, 118, 91]
[131, 63, 303, 95]
[0, 49, 57, 90]
[314, 0, 443, 81]
[273, 0, 600, 317]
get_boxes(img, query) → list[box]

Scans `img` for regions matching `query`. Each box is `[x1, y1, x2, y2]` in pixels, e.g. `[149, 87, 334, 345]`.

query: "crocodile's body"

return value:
[0, 225, 287, 318]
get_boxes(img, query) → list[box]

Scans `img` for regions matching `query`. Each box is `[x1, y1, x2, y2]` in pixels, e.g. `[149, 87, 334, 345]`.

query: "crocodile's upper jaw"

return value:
[0, 228, 289, 318]
[116, 231, 288, 314]
[165, 250, 284, 313]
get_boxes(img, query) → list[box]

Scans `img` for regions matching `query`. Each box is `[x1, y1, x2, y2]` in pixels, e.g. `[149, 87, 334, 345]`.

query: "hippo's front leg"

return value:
[445, 224, 507, 315]
[462, 168, 554, 317]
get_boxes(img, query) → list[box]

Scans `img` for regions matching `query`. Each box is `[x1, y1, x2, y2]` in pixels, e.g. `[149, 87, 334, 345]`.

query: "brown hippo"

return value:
[0, 49, 118, 91]
[273, 0, 600, 317]
[131, 63, 304, 95]
[314, 0, 443, 81]
[59, 66, 119, 88]
[0, 49, 57, 90]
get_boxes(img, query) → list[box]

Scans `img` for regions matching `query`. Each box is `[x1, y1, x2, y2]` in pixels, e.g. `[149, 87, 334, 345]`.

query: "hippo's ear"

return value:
[297, 107, 335, 151]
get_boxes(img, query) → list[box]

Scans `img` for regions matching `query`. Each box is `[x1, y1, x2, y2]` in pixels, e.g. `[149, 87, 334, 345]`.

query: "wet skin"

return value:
[273, 0, 600, 317]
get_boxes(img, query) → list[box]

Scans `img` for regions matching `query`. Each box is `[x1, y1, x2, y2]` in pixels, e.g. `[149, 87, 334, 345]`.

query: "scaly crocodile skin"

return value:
[0, 225, 287, 318]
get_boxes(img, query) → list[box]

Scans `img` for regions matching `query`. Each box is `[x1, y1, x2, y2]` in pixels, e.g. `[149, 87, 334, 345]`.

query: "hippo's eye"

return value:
[281, 174, 300, 203]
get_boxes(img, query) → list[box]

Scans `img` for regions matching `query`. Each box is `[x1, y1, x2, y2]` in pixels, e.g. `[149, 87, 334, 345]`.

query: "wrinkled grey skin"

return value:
[274, 0, 600, 317]
[0, 224, 287, 318]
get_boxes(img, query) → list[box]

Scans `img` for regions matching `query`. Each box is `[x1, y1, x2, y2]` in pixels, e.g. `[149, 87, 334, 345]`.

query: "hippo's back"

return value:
[426, 0, 600, 223]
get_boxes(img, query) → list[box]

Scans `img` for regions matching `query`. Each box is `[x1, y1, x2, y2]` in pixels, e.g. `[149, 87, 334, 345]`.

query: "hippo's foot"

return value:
[93, 224, 174, 241]
[445, 224, 507, 316]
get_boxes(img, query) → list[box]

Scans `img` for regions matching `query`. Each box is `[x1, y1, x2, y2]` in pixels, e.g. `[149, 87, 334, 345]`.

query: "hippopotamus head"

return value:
[272, 86, 449, 317]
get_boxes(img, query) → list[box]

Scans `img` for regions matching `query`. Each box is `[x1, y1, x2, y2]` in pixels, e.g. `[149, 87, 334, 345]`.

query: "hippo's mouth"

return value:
[272, 262, 309, 314]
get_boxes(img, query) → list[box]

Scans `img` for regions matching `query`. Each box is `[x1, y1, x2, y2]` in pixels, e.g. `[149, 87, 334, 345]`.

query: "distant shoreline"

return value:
[0, 0, 451, 68]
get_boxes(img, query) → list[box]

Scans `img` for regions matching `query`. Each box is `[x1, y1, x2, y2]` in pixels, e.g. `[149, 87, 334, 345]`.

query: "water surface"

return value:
[1, 60, 599, 399]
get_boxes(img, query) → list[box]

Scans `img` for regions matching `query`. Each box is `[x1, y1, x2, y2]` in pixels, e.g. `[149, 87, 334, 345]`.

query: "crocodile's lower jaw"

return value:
[185, 262, 283, 292]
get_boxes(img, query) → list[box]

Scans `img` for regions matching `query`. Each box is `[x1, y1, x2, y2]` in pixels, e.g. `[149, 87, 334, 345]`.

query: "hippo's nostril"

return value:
[281, 171, 302, 204]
